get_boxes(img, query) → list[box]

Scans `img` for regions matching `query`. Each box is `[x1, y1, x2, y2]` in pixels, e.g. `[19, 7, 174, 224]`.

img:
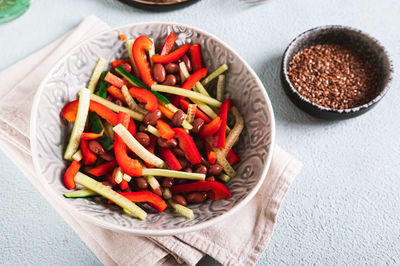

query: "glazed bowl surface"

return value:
[30, 22, 275, 235]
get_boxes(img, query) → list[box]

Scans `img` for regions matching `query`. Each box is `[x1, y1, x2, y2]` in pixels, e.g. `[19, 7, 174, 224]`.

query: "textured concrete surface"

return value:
[1, 0, 400, 265]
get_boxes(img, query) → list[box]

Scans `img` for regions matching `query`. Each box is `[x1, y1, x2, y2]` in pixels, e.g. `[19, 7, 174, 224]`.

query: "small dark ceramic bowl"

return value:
[280, 25, 393, 120]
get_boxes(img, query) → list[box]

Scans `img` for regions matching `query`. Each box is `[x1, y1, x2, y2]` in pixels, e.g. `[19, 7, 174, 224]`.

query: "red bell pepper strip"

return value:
[172, 97, 211, 123]
[205, 142, 216, 165]
[158, 104, 174, 120]
[173, 127, 202, 165]
[159, 147, 182, 171]
[226, 149, 240, 165]
[87, 160, 118, 177]
[151, 44, 190, 64]
[213, 99, 230, 148]
[89, 100, 118, 125]
[104, 72, 125, 88]
[189, 44, 203, 72]
[81, 129, 104, 140]
[111, 59, 130, 69]
[133, 36, 155, 87]
[61, 100, 80, 122]
[156, 120, 175, 140]
[181, 67, 208, 90]
[63, 160, 81, 190]
[80, 139, 97, 165]
[143, 135, 156, 168]
[160, 32, 178, 56]
[129, 87, 158, 112]
[199, 116, 222, 138]
[171, 181, 232, 200]
[114, 112, 142, 176]
[117, 191, 167, 212]
[119, 179, 129, 190]
[107, 85, 127, 105]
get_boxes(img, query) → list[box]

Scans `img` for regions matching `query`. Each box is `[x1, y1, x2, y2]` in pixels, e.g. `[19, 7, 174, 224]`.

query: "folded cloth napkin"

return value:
[0, 15, 303, 266]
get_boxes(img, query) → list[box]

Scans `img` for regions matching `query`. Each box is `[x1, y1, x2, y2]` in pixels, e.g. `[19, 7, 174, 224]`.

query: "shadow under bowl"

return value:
[280, 25, 393, 120]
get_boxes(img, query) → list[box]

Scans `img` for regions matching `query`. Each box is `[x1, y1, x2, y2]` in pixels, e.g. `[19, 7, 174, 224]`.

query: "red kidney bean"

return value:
[151, 187, 163, 197]
[182, 54, 192, 72]
[152, 63, 166, 83]
[194, 164, 207, 175]
[161, 178, 174, 188]
[88, 140, 105, 155]
[206, 176, 215, 181]
[100, 152, 114, 161]
[178, 158, 190, 169]
[208, 164, 223, 176]
[182, 167, 192, 173]
[171, 147, 185, 157]
[119, 62, 132, 73]
[162, 74, 176, 86]
[157, 138, 178, 148]
[165, 63, 180, 73]
[134, 132, 150, 147]
[115, 99, 123, 106]
[201, 158, 211, 168]
[186, 191, 207, 204]
[138, 124, 147, 132]
[191, 118, 204, 133]
[134, 177, 148, 190]
[143, 109, 161, 125]
[172, 195, 187, 206]
[172, 110, 185, 126]
[194, 138, 204, 150]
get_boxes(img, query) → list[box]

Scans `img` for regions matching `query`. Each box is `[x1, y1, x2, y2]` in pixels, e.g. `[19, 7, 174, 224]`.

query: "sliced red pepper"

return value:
[174, 97, 211, 123]
[114, 112, 142, 176]
[199, 116, 222, 138]
[226, 149, 240, 165]
[181, 67, 208, 90]
[107, 85, 127, 105]
[173, 127, 202, 165]
[189, 44, 203, 72]
[63, 160, 81, 190]
[213, 99, 230, 148]
[61, 100, 80, 122]
[160, 32, 178, 56]
[129, 86, 158, 112]
[87, 160, 118, 177]
[133, 35, 155, 87]
[111, 59, 130, 69]
[81, 129, 104, 140]
[156, 120, 175, 140]
[151, 44, 190, 64]
[119, 179, 129, 190]
[205, 142, 216, 165]
[118, 191, 167, 212]
[171, 181, 232, 200]
[144, 135, 156, 168]
[80, 139, 97, 165]
[159, 147, 182, 171]
[104, 72, 125, 88]
[158, 104, 174, 120]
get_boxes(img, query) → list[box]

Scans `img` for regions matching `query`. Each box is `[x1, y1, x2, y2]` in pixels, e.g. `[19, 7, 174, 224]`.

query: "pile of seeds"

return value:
[287, 43, 378, 109]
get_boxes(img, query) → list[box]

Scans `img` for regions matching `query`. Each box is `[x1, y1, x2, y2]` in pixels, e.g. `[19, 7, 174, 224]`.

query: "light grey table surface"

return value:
[1, 0, 399, 265]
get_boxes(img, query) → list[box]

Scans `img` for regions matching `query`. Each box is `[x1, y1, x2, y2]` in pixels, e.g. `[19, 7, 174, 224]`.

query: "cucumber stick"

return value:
[90, 94, 144, 121]
[141, 168, 205, 180]
[64, 88, 91, 160]
[89, 112, 114, 151]
[64, 189, 97, 198]
[74, 172, 147, 220]
[87, 58, 107, 93]
[168, 199, 194, 219]
[115, 66, 170, 104]
[97, 71, 109, 98]
[201, 64, 229, 86]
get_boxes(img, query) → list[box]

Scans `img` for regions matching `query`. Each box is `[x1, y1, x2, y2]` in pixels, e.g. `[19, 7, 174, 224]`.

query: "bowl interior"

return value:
[282, 26, 392, 111]
[31, 23, 274, 235]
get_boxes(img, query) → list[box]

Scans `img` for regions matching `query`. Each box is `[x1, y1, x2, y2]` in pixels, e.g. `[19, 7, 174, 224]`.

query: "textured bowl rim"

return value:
[30, 21, 276, 236]
[282, 25, 393, 114]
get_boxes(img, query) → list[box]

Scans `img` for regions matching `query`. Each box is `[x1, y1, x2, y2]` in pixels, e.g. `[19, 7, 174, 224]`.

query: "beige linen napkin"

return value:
[0, 15, 302, 266]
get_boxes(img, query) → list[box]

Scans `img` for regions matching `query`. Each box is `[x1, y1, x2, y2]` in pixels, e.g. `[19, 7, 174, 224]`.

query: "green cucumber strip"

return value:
[74, 172, 147, 220]
[64, 189, 97, 198]
[64, 88, 91, 160]
[144, 175, 160, 190]
[216, 74, 225, 101]
[168, 199, 194, 219]
[201, 64, 229, 86]
[141, 169, 205, 180]
[90, 94, 144, 121]
[89, 112, 114, 151]
[115, 66, 170, 104]
[151, 84, 222, 107]
[179, 61, 210, 97]
[87, 58, 107, 93]
[97, 71, 109, 98]
[218, 173, 232, 183]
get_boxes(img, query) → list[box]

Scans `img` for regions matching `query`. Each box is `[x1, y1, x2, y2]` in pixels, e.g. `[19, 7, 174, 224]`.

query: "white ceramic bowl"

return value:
[30, 22, 275, 236]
